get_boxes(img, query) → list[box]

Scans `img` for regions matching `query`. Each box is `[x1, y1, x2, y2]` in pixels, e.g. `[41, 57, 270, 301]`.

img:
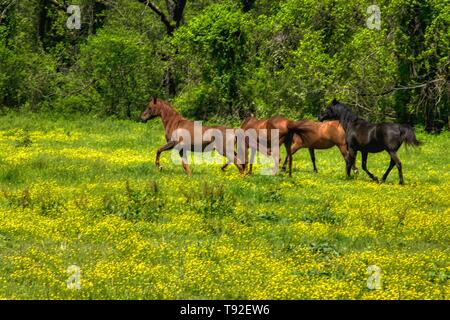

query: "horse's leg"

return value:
[284, 142, 292, 177]
[284, 139, 292, 177]
[346, 149, 357, 177]
[231, 151, 245, 174]
[244, 142, 249, 173]
[179, 149, 192, 176]
[221, 162, 230, 171]
[281, 141, 300, 173]
[288, 149, 293, 177]
[387, 150, 404, 185]
[248, 147, 256, 175]
[155, 141, 176, 170]
[281, 155, 289, 173]
[308, 148, 318, 173]
[381, 157, 395, 183]
[337, 144, 358, 173]
[361, 151, 378, 182]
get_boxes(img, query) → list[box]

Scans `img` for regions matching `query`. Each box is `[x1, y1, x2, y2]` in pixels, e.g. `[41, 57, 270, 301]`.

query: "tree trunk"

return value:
[36, 0, 48, 48]
[242, 0, 255, 12]
[138, 0, 187, 97]
[164, 66, 177, 98]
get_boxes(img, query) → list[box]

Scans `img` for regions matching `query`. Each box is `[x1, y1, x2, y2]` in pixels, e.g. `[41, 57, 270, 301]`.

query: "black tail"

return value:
[400, 125, 423, 147]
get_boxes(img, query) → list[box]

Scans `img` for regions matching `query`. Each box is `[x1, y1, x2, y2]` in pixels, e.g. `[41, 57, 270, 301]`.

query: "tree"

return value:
[138, 0, 187, 97]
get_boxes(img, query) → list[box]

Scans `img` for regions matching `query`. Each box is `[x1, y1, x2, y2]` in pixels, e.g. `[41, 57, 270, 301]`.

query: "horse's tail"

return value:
[286, 120, 312, 146]
[400, 124, 423, 147]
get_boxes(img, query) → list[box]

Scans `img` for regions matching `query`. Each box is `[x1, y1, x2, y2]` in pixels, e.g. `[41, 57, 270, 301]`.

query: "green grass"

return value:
[0, 113, 448, 299]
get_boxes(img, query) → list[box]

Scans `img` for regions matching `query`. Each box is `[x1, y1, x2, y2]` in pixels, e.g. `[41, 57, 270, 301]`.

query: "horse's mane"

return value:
[241, 114, 258, 127]
[333, 101, 364, 126]
[156, 99, 185, 119]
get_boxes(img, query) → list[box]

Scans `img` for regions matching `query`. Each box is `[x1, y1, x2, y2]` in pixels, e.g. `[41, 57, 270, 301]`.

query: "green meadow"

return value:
[0, 113, 448, 299]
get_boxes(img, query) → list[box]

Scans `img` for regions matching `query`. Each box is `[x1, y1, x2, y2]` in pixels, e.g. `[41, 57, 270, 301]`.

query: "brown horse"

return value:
[141, 97, 245, 175]
[222, 115, 310, 176]
[285, 120, 358, 173]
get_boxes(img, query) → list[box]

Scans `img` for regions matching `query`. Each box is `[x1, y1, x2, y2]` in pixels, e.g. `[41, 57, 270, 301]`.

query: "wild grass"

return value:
[0, 113, 448, 299]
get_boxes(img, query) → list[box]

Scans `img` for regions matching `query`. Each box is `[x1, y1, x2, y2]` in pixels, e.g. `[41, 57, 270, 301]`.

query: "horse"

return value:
[140, 97, 245, 175]
[318, 99, 422, 184]
[284, 120, 358, 173]
[221, 115, 310, 176]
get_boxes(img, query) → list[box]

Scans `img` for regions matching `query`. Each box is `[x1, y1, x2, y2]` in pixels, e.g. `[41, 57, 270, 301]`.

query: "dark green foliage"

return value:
[0, 0, 448, 130]
[52, 29, 164, 118]
[172, 3, 253, 118]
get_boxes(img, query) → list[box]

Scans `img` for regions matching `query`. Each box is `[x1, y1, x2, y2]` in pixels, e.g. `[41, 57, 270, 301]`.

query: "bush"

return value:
[0, 42, 56, 111]
[173, 3, 253, 119]
[53, 29, 164, 118]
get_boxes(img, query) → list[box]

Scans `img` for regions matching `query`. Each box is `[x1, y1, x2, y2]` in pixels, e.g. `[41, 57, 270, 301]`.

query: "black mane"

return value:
[332, 101, 364, 129]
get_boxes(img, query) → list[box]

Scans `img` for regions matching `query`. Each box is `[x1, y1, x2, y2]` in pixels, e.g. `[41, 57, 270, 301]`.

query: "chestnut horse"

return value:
[223, 117, 357, 176]
[222, 115, 310, 176]
[141, 98, 245, 175]
[284, 120, 358, 173]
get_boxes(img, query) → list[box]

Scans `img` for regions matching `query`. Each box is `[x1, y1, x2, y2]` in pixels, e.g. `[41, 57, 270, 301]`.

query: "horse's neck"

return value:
[160, 104, 184, 134]
[339, 109, 360, 131]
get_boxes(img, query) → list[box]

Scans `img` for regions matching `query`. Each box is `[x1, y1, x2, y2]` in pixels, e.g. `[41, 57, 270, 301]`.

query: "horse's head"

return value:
[141, 97, 161, 123]
[318, 99, 341, 121]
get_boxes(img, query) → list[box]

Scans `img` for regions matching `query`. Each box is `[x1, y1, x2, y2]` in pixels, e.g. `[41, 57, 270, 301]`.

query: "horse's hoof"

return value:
[399, 181, 404, 185]
[158, 166, 163, 171]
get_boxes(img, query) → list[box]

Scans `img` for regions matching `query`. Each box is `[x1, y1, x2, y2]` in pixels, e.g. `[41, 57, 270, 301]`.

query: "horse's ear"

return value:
[332, 98, 338, 105]
[152, 96, 157, 104]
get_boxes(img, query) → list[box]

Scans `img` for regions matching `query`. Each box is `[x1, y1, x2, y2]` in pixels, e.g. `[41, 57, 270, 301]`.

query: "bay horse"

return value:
[284, 120, 358, 173]
[141, 97, 245, 175]
[221, 115, 310, 176]
[319, 99, 422, 184]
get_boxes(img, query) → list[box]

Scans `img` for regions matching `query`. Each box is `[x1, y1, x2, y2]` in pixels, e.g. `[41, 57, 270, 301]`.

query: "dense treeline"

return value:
[0, 0, 448, 131]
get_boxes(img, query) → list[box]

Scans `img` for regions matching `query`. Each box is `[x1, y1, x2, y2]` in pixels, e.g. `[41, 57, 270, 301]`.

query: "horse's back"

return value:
[349, 121, 392, 152]
[300, 120, 343, 148]
[267, 116, 291, 134]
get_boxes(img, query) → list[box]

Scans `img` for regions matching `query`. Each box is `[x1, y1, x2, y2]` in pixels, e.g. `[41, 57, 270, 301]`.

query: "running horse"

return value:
[140, 97, 245, 175]
[285, 120, 358, 173]
[222, 115, 311, 176]
[318, 99, 422, 184]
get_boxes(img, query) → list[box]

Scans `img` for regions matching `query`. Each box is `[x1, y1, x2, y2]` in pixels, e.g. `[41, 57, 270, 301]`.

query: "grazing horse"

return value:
[284, 120, 358, 173]
[221, 115, 310, 176]
[141, 97, 245, 175]
[319, 99, 422, 184]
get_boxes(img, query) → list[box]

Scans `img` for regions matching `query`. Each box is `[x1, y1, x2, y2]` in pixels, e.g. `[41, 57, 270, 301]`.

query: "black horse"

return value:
[319, 99, 422, 184]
